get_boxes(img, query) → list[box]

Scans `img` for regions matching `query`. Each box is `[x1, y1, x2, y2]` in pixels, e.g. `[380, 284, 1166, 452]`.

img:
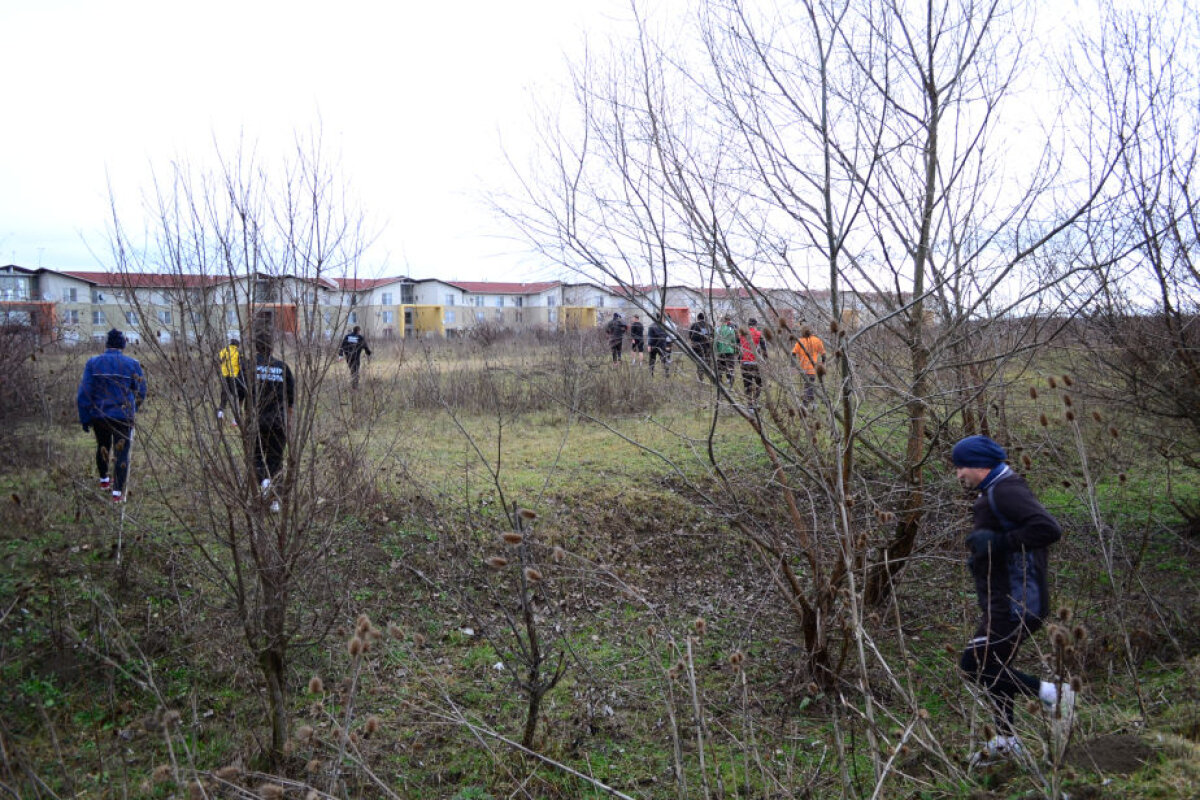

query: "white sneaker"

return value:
[260, 478, 271, 496]
[269, 500, 281, 513]
[216, 408, 224, 420]
[969, 735, 1024, 767]
[111, 490, 123, 504]
[1043, 680, 1077, 739]
[99, 477, 111, 490]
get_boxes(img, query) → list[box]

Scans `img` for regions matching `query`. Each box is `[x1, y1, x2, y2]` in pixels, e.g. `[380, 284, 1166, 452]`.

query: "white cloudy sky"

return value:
[0, 0, 657, 281]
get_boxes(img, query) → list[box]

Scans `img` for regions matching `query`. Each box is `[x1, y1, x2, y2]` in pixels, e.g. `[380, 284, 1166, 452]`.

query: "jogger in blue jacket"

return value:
[77, 329, 146, 502]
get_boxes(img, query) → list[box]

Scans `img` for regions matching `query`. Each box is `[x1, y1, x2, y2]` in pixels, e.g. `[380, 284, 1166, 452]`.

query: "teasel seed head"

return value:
[1109, 426, 1120, 438]
[816, 363, 827, 378]
[296, 724, 315, 741]
[1048, 376, 1058, 389]
[1118, 473, 1127, 484]
[1063, 394, 1074, 407]
[728, 650, 745, 666]
[363, 715, 381, 736]
[152, 764, 172, 783]
[519, 508, 538, 520]
[501, 532, 524, 545]
[356, 614, 372, 635]
[1057, 607, 1072, 622]
[259, 785, 285, 800]
[807, 682, 820, 696]
[1092, 410, 1103, 423]
[830, 319, 840, 334]
[214, 766, 241, 782]
[347, 636, 364, 657]
[413, 633, 427, 647]
[485, 556, 509, 569]
[387, 623, 403, 639]
[646, 625, 657, 638]
[523, 566, 543, 583]
[1029, 386, 1039, 399]
[306, 758, 322, 774]
[1040, 413, 1049, 427]
[1052, 626, 1070, 648]
[1070, 675, 1083, 692]
[1022, 453, 1033, 469]
[694, 618, 707, 636]
[1073, 625, 1088, 643]
[1062, 374, 1074, 387]
[918, 708, 930, 720]
[1062, 479, 1073, 488]
[1065, 410, 1076, 422]
[552, 546, 566, 563]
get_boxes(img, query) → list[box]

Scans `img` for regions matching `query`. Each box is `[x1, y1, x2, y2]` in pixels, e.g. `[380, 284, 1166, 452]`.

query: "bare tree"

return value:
[105, 134, 394, 765]
[502, 0, 1118, 716]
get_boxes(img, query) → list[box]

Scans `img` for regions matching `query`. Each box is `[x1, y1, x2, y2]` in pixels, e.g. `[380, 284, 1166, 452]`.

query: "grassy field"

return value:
[1, 336, 1197, 799]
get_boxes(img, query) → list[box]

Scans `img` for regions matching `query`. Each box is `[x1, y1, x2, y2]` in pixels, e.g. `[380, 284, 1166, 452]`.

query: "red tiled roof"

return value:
[63, 270, 223, 288]
[447, 281, 560, 294]
[336, 277, 407, 290]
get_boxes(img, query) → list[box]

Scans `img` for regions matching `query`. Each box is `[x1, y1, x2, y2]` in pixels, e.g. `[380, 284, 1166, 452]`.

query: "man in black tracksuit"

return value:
[953, 435, 1073, 764]
[647, 319, 671, 376]
[338, 325, 372, 389]
[246, 334, 295, 511]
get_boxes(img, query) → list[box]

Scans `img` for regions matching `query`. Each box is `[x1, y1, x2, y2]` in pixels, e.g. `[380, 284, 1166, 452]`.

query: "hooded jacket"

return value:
[77, 349, 146, 425]
[246, 352, 295, 427]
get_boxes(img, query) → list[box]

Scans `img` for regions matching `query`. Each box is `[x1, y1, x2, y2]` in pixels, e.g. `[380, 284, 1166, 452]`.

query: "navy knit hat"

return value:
[951, 435, 1007, 468]
[106, 329, 126, 350]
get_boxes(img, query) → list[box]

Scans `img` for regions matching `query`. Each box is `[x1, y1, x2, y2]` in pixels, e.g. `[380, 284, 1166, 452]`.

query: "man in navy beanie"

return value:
[78, 329, 146, 502]
[952, 435, 1073, 765]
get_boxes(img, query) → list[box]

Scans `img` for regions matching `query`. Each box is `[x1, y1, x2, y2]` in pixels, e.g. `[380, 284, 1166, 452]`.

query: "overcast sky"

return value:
[1, 0, 653, 282]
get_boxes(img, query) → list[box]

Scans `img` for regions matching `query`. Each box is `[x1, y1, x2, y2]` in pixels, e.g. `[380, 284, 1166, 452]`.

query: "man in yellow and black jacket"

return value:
[217, 337, 245, 425]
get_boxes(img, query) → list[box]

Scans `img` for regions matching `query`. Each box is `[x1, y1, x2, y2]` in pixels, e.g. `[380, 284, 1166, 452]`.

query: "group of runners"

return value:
[76, 326, 370, 511]
[74, 321, 1073, 767]
[604, 311, 828, 407]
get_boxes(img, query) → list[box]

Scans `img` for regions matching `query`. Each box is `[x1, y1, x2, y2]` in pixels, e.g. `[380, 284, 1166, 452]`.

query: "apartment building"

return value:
[2, 264, 848, 345]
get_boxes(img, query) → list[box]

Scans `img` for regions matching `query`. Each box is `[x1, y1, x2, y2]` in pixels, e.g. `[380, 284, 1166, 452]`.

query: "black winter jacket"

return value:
[967, 466, 1061, 630]
[245, 354, 295, 428]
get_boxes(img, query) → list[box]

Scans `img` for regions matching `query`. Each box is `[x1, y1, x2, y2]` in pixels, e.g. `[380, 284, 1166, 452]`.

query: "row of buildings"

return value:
[0, 264, 852, 345]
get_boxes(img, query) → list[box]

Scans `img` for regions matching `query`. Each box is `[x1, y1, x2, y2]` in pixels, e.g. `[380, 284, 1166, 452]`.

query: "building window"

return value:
[595, 296, 605, 308]
[62, 287, 78, 303]
[92, 310, 105, 326]
[91, 290, 105, 304]
[158, 310, 173, 325]
[445, 310, 456, 324]
[62, 309, 80, 324]
[348, 311, 357, 325]
[125, 311, 138, 326]
[473, 296, 484, 307]
[381, 292, 393, 305]
[445, 294, 457, 307]
[382, 310, 394, 324]
[494, 297, 503, 308]
[514, 297, 524, 307]
[547, 296, 557, 307]
[475, 311, 485, 322]
[401, 284, 414, 305]
[226, 309, 238, 326]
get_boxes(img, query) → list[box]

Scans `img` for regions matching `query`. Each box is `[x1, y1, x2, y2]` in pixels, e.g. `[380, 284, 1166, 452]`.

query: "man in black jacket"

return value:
[688, 312, 713, 381]
[647, 319, 671, 376]
[953, 435, 1074, 764]
[338, 326, 372, 389]
[246, 333, 295, 513]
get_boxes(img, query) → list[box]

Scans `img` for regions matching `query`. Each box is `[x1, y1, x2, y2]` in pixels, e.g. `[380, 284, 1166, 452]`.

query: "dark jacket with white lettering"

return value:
[77, 349, 146, 425]
[245, 353, 295, 428]
[968, 465, 1062, 629]
[338, 333, 372, 365]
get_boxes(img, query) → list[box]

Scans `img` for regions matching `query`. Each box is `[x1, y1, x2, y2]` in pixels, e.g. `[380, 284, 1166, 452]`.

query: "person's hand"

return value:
[965, 528, 1006, 559]
[81, 423, 90, 433]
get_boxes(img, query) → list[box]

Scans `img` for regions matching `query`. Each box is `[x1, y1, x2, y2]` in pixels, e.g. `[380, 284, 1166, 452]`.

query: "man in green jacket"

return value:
[714, 315, 738, 388]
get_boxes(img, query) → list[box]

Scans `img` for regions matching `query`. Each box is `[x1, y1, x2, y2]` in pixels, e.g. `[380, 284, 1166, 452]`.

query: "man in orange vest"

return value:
[791, 326, 825, 406]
